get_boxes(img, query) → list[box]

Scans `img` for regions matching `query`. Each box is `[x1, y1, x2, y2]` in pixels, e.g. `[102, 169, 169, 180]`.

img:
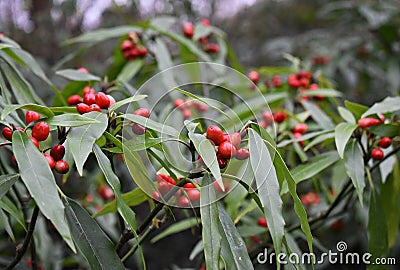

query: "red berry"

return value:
[133, 108, 150, 118]
[187, 189, 200, 202]
[358, 118, 382, 128]
[182, 109, 192, 118]
[29, 136, 39, 148]
[206, 125, 224, 145]
[95, 92, 110, 109]
[174, 99, 184, 108]
[214, 180, 229, 193]
[235, 148, 250, 160]
[157, 174, 176, 185]
[288, 74, 300, 88]
[107, 95, 116, 106]
[32, 122, 50, 141]
[183, 183, 195, 189]
[85, 194, 94, 203]
[44, 154, 55, 169]
[89, 104, 102, 112]
[378, 137, 392, 148]
[2, 127, 13, 141]
[138, 46, 148, 57]
[218, 141, 237, 159]
[371, 148, 384, 160]
[67, 94, 82, 106]
[228, 132, 241, 147]
[292, 123, 308, 134]
[217, 155, 228, 168]
[77, 67, 88, 73]
[50, 144, 65, 161]
[272, 75, 281, 87]
[258, 121, 267, 129]
[121, 40, 133, 52]
[199, 37, 208, 44]
[248, 71, 260, 84]
[182, 22, 194, 38]
[262, 111, 274, 125]
[177, 195, 191, 207]
[152, 190, 161, 201]
[25, 111, 40, 125]
[97, 185, 114, 200]
[157, 181, 171, 196]
[201, 18, 210, 26]
[82, 86, 95, 96]
[55, 160, 69, 174]
[83, 93, 96, 105]
[205, 43, 219, 53]
[293, 132, 304, 146]
[274, 112, 287, 124]
[76, 103, 90, 114]
[132, 123, 146, 135]
[257, 217, 268, 228]
[197, 103, 208, 112]
[300, 190, 320, 206]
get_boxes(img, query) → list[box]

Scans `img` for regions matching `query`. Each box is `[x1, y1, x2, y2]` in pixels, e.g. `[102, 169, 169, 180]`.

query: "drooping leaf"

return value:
[0, 208, 15, 241]
[67, 112, 108, 176]
[123, 136, 166, 151]
[122, 113, 180, 137]
[117, 59, 144, 82]
[338, 106, 356, 124]
[0, 174, 19, 200]
[0, 196, 25, 229]
[46, 114, 100, 127]
[151, 218, 199, 243]
[344, 100, 368, 120]
[362, 96, 400, 118]
[299, 88, 342, 98]
[302, 101, 334, 129]
[249, 129, 285, 261]
[12, 131, 75, 251]
[64, 198, 125, 270]
[1, 104, 54, 120]
[56, 69, 100, 81]
[369, 124, 400, 138]
[108, 94, 147, 112]
[344, 140, 365, 206]
[335, 123, 357, 158]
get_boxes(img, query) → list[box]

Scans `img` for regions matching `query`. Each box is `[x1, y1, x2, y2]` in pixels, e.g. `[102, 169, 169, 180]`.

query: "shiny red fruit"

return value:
[272, 75, 281, 87]
[77, 67, 88, 73]
[217, 154, 228, 168]
[206, 125, 224, 145]
[205, 43, 219, 53]
[120, 40, 133, 52]
[32, 122, 50, 141]
[228, 132, 242, 147]
[67, 94, 82, 105]
[293, 132, 304, 146]
[25, 111, 40, 125]
[44, 154, 55, 169]
[174, 99, 184, 108]
[157, 181, 171, 196]
[262, 111, 274, 125]
[182, 109, 192, 118]
[133, 108, 150, 118]
[89, 104, 102, 112]
[152, 190, 161, 201]
[50, 144, 65, 161]
[97, 185, 114, 200]
[138, 46, 148, 57]
[274, 112, 287, 124]
[248, 71, 260, 84]
[292, 123, 308, 134]
[132, 123, 146, 135]
[183, 183, 195, 189]
[378, 137, 392, 148]
[107, 95, 116, 106]
[201, 18, 210, 26]
[235, 148, 250, 160]
[257, 217, 268, 228]
[177, 196, 190, 207]
[358, 117, 382, 128]
[2, 127, 13, 141]
[183, 22, 194, 38]
[55, 160, 69, 174]
[76, 103, 90, 114]
[187, 189, 200, 202]
[371, 148, 384, 160]
[218, 141, 237, 159]
[83, 93, 96, 105]
[29, 136, 39, 148]
[82, 86, 95, 96]
[95, 92, 110, 109]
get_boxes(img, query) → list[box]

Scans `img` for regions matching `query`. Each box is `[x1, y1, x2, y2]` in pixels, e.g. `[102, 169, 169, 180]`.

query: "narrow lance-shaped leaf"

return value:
[1, 104, 54, 120]
[335, 123, 358, 159]
[67, 112, 108, 176]
[122, 113, 180, 137]
[116, 59, 144, 82]
[64, 198, 125, 270]
[108, 94, 147, 112]
[45, 114, 100, 127]
[344, 140, 365, 206]
[151, 218, 199, 243]
[301, 101, 334, 129]
[12, 131, 75, 252]
[0, 174, 19, 200]
[249, 129, 285, 262]
[362, 96, 400, 118]
[55, 69, 100, 81]
[200, 177, 221, 270]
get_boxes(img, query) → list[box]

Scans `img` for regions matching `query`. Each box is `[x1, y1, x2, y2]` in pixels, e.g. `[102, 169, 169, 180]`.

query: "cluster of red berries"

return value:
[358, 115, 395, 160]
[173, 98, 208, 118]
[205, 125, 250, 168]
[2, 111, 69, 174]
[312, 55, 330, 66]
[182, 19, 220, 54]
[292, 123, 308, 146]
[247, 71, 283, 90]
[258, 110, 288, 128]
[68, 85, 115, 114]
[120, 32, 147, 60]
[131, 107, 150, 135]
[300, 190, 320, 206]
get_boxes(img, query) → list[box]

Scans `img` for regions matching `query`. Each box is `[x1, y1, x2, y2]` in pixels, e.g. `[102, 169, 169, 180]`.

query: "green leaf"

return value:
[303, 132, 335, 151]
[187, 125, 223, 191]
[124, 136, 166, 151]
[56, 69, 100, 81]
[116, 59, 144, 82]
[94, 188, 147, 217]
[0, 208, 15, 241]
[344, 140, 365, 206]
[151, 218, 199, 243]
[108, 94, 147, 112]
[122, 113, 180, 137]
[380, 161, 400, 248]
[218, 205, 254, 270]
[338, 106, 356, 124]
[369, 124, 400, 138]
[65, 25, 141, 44]
[367, 190, 388, 270]
[0, 196, 25, 229]
[67, 112, 108, 176]
[64, 198, 125, 270]
[344, 100, 368, 120]
[200, 179, 221, 270]
[45, 114, 100, 127]
[249, 129, 285, 260]
[362, 96, 400, 118]
[278, 130, 331, 148]
[0, 174, 19, 200]
[193, 23, 213, 40]
[1, 104, 54, 120]
[299, 88, 342, 98]
[335, 123, 357, 159]
[301, 101, 334, 129]
[12, 131, 75, 251]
